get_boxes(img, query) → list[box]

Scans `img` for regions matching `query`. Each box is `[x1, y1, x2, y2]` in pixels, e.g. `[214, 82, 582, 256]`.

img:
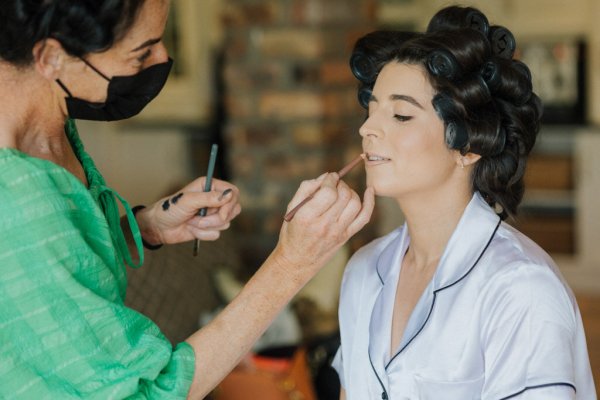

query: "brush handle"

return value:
[193, 144, 219, 256]
[283, 154, 364, 222]
[283, 195, 314, 222]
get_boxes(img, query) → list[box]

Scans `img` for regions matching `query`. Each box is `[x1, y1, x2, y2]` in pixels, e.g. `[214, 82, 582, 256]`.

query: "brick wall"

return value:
[221, 0, 377, 269]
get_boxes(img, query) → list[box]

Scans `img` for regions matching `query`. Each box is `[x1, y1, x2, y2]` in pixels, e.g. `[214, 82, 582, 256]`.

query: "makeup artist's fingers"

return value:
[179, 189, 240, 219]
[182, 177, 238, 194]
[344, 187, 375, 237]
[334, 185, 362, 225]
[187, 213, 232, 230]
[292, 173, 341, 220]
[317, 179, 354, 222]
[217, 194, 241, 223]
[187, 226, 222, 241]
[285, 173, 331, 213]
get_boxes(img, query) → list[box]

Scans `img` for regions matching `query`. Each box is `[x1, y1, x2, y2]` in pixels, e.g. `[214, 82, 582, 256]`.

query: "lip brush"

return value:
[283, 153, 365, 222]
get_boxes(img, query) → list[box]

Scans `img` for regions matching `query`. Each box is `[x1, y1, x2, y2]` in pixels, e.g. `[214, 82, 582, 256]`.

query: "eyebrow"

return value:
[131, 37, 162, 52]
[370, 93, 425, 110]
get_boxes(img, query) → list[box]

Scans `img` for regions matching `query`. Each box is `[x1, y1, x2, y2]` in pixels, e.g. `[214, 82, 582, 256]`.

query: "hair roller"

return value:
[427, 6, 489, 35]
[350, 51, 378, 84]
[432, 92, 455, 120]
[427, 49, 461, 81]
[481, 60, 501, 92]
[357, 86, 372, 109]
[512, 59, 532, 82]
[489, 26, 516, 59]
[432, 93, 469, 150]
[465, 9, 489, 36]
[445, 120, 469, 150]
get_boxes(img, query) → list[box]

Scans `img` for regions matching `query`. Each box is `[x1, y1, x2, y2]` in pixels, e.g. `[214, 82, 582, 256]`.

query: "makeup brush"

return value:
[283, 153, 365, 222]
[193, 144, 218, 256]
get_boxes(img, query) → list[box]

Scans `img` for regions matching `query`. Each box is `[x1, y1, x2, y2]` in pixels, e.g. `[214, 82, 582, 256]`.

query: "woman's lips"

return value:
[365, 152, 391, 164]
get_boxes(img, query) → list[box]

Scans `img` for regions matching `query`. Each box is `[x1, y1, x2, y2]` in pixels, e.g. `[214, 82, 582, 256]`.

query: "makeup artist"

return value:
[0, 1, 374, 398]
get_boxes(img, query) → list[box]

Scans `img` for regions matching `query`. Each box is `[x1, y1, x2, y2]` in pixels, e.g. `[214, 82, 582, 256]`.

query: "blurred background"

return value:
[76, 0, 600, 396]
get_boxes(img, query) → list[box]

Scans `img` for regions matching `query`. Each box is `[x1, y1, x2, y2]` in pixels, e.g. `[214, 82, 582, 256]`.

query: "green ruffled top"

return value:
[0, 120, 195, 399]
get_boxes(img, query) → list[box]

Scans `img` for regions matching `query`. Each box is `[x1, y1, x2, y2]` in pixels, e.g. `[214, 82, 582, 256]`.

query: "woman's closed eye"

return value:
[394, 114, 412, 122]
[137, 49, 152, 63]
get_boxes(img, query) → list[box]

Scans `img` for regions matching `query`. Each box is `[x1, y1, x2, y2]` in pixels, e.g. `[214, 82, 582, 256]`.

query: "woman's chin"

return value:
[370, 185, 396, 199]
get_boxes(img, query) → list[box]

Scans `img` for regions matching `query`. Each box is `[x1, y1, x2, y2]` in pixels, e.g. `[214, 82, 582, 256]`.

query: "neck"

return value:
[397, 178, 473, 269]
[0, 62, 69, 156]
[0, 62, 87, 185]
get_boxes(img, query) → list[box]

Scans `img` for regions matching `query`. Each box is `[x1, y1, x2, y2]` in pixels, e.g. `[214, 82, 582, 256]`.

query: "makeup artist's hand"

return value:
[273, 173, 374, 278]
[135, 177, 241, 246]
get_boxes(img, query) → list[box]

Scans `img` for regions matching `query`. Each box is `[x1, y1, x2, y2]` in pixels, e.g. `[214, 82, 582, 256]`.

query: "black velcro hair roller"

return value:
[480, 61, 501, 92]
[465, 9, 489, 36]
[432, 93, 469, 150]
[427, 6, 488, 34]
[513, 60, 533, 105]
[489, 26, 516, 59]
[427, 49, 461, 81]
[350, 51, 378, 84]
[445, 120, 469, 150]
[512, 60, 532, 82]
[357, 86, 372, 109]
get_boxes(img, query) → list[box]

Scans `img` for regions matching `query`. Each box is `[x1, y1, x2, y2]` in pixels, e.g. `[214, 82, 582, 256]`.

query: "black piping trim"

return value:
[385, 218, 501, 369]
[499, 382, 576, 399]
[368, 351, 389, 400]
[369, 237, 396, 398]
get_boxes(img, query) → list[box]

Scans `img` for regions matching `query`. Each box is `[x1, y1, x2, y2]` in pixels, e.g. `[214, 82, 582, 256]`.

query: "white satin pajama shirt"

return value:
[333, 193, 596, 400]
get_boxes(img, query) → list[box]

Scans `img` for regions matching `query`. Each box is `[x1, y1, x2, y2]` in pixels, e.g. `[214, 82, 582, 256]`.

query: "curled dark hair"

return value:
[0, 0, 146, 66]
[350, 6, 543, 219]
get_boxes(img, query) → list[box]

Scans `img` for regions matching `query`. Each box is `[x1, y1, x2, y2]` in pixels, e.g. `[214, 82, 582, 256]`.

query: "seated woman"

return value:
[333, 5, 596, 400]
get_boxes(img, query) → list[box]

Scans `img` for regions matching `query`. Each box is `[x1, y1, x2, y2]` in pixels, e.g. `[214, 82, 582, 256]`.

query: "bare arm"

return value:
[185, 173, 374, 399]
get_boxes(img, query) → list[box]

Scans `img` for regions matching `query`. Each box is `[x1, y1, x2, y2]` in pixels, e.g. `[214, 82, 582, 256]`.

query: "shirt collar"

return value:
[433, 192, 501, 290]
[375, 192, 501, 290]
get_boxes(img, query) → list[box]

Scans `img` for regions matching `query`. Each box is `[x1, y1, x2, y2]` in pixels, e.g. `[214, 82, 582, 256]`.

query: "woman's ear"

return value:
[457, 151, 481, 168]
[32, 38, 67, 80]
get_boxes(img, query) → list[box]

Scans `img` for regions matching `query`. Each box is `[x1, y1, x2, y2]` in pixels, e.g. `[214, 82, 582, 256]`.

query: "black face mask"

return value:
[56, 57, 173, 121]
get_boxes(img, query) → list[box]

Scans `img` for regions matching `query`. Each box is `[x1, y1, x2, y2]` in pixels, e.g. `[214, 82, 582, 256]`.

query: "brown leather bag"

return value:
[213, 348, 317, 400]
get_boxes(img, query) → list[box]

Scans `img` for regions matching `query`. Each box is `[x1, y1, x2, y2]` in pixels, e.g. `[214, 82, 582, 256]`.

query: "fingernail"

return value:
[219, 189, 233, 200]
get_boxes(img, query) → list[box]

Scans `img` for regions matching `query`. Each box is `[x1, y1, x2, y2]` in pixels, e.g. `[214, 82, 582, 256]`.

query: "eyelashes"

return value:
[366, 110, 413, 123]
[137, 49, 152, 63]
[394, 114, 412, 122]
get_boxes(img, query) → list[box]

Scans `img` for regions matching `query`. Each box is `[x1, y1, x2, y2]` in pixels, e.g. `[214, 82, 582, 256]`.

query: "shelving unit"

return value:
[514, 126, 579, 254]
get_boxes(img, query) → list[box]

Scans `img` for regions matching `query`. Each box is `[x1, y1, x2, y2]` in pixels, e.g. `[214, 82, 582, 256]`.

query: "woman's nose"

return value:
[359, 116, 381, 139]
[148, 42, 169, 66]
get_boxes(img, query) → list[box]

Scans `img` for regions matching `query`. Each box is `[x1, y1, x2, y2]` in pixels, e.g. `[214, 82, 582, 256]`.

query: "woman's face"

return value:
[360, 61, 457, 200]
[57, 0, 170, 103]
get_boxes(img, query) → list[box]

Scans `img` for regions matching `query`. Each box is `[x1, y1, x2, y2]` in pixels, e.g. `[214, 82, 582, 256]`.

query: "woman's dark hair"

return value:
[0, 0, 146, 66]
[350, 6, 543, 220]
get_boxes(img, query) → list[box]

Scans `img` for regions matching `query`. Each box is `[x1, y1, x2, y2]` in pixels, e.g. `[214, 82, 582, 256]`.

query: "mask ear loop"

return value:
[55, 57, 111, 97]
[55, 78, 73, 97]
[78, 57, 111, 81]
